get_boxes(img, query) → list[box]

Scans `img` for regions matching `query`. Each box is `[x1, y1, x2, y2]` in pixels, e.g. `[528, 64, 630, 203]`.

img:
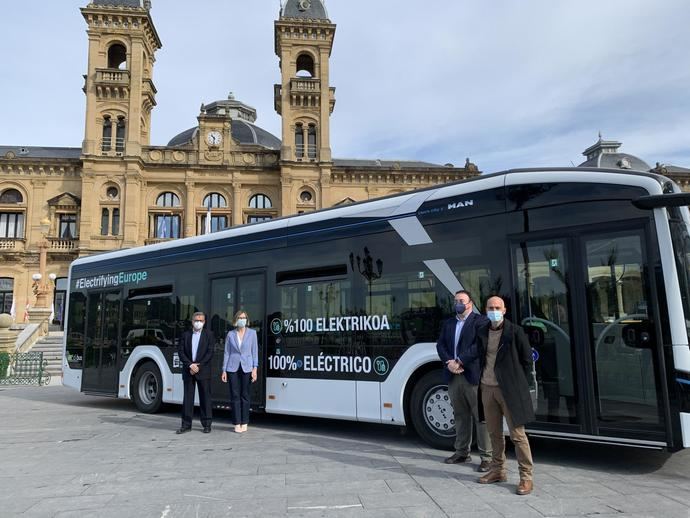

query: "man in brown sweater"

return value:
[476, 296, 535, 495]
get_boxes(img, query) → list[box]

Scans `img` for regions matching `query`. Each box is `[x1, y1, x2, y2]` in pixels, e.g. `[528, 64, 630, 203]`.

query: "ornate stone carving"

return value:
[204, 150, 223, 162]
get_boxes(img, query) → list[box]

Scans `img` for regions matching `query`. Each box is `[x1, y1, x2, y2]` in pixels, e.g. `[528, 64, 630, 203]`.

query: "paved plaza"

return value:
[1, 385, 690, 517]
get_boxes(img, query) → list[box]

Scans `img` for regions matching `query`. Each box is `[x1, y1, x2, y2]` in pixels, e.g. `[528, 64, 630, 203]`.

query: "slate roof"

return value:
[281, 0, 329, 21]
[333, 158, 449, 169]
[92, 0, 145, 8]
[167, 120, 281, 150]
[0, 146, 81, 160]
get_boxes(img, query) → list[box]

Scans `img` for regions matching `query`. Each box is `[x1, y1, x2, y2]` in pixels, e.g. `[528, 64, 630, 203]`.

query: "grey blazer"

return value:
[223, 327, 258, 373]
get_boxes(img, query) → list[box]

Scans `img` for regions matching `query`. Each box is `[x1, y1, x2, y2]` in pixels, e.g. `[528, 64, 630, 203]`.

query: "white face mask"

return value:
[236, 318, 247, 328]
[193, 321, 204, 331]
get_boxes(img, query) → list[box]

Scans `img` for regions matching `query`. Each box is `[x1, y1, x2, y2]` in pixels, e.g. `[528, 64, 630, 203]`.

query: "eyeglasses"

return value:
[193, 320, 204, 323]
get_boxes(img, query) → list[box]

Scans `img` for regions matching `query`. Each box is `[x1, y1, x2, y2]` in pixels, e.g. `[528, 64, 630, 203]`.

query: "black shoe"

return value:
[444, 453, 471, 464]
[202, 426, 212, 433]
[477, 460, 492, 472]
[176, 427, 191, 434]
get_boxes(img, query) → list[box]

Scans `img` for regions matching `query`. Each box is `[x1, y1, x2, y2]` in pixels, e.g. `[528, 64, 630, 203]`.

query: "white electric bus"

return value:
[63, 168, 690, 450]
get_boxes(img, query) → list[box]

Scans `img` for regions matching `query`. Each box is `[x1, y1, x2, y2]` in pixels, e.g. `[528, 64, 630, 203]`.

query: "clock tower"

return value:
[274, 0, 336, 163]
[81, 0, 162, 157]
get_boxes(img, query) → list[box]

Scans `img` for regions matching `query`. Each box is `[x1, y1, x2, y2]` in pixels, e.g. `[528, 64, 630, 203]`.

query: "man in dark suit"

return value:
[436, 290, 492, 471]
[177, 312, 214, 434]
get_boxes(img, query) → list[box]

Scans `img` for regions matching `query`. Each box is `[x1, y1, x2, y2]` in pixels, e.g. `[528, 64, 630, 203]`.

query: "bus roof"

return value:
[70, 167, 669, 270]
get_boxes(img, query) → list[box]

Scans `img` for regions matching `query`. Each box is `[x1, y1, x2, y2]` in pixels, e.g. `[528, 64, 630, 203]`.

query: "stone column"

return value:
[185, 180, 196, 237]
[232, 182, 242, 226]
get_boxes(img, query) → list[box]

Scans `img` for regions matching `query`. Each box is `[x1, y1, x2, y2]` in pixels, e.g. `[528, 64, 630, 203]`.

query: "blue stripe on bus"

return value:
[677, 378, 690, 386]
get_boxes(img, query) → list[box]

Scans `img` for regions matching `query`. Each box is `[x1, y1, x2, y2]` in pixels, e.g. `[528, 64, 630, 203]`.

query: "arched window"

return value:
[296, 53, 315, 78]
[101, 116, 112, 152]
[100, 208, 109, 236]
[295, 123, 304, 159]
[116, 116, 126, 153]
[107, 43, 127, 70]
[0, 189, 23, 204]
[112, 208, 120, 235]
[157, 192, 180, 207]
[203, 193, 227, 209]
[249, 194, 272, 209]
[307, 124, 317, 160]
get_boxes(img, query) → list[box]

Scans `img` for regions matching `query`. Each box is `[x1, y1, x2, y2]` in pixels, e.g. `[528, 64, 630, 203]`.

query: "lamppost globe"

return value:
[48, 273, 57, 281]
[32, 273, 42, 281]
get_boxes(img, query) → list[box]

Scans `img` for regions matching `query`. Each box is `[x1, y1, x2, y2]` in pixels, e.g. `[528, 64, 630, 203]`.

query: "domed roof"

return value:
[168, 94, 281, 150]
[167, 120, 281, 150]
[578, 137, 650, 171]
[281, 0, 329, 21]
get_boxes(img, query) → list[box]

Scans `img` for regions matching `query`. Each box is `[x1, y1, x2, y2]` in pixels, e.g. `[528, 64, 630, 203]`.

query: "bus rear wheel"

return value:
[132, 361, 163, 413]
[409, 370, 455, 450]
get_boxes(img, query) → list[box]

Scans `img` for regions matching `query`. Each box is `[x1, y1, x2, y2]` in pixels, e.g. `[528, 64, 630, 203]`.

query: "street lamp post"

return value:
[28, 218, 54, 332]
[349, 247, 383, 315]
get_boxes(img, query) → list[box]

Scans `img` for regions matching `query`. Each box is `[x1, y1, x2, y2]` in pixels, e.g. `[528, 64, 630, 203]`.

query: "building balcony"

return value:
[0, 239, 25, 252]
[291, 78, 320, 93]
[48, 238, 77, 251]
[94, 68, 130, 99]
[274, 79, 334, 114]
[95, 68, 130, 85]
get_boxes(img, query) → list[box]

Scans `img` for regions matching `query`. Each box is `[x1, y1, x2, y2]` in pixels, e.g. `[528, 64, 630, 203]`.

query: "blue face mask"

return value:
[454, 302, 466, 314]
[487, 310, 503, 323]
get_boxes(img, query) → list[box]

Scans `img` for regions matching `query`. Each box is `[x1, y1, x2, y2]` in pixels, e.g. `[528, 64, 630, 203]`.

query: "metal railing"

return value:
[100, 138, 125, 154]
[0, 351, 50, 386]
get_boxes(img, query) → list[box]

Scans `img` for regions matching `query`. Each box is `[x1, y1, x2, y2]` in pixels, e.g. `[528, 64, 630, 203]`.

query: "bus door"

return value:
[512, 224, 666, 442]
[82, 290, 121, 395]
[209, 273, 266, 409]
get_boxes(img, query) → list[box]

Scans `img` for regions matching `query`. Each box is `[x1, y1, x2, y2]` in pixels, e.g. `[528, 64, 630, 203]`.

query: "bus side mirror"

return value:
[523, 325, 544, 347]
[621, 321, 653, 349]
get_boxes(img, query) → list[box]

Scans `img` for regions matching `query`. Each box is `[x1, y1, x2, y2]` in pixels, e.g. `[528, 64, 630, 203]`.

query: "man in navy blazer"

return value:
[177, 312, 214, 434]
[436, 290, 492, 470]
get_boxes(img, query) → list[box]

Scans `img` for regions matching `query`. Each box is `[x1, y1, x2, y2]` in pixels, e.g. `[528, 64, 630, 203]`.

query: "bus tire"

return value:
[409, 370, 455, 450]
[132, 361, 163, 414]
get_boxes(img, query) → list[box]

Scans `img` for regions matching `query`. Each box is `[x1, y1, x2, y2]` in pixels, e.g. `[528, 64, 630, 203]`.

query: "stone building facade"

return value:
[0, 0, 479, 326]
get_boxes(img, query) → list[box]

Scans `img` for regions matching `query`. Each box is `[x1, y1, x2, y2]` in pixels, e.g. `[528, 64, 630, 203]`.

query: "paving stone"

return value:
[3, 385, 690, 518]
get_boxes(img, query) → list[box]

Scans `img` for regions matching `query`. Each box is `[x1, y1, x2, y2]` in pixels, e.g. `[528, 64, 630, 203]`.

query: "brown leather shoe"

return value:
[444, 452, 471, 464]
[516, 479, 533, 495]
[477, 460, 491, 472]
[478, 471, 507, 484]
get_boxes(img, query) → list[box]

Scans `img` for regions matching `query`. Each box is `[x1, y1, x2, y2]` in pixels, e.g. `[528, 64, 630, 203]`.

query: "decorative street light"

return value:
[31, 217, 53, 309]
[349, 247, 383, 314]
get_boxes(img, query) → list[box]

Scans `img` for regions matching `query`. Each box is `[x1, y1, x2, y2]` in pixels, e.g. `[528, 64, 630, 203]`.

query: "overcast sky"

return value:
[1, 0, 689, 173]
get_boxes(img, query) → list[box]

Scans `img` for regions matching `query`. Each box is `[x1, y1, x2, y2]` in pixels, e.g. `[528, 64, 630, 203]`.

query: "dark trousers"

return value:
[181, 374, 212, 428]
[228, 370, 251, 425]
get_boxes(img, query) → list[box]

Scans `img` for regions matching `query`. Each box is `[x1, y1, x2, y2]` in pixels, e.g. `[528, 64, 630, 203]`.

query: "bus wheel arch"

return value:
[404, 363, 455, 450]
[131, 359, 164, 413]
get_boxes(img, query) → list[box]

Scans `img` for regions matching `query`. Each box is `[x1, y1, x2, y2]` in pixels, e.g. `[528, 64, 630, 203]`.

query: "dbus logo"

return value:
[448, 200, 474, 210]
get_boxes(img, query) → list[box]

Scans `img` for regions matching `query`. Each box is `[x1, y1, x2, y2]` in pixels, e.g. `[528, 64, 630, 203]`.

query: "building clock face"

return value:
[206, 130, 222, 147]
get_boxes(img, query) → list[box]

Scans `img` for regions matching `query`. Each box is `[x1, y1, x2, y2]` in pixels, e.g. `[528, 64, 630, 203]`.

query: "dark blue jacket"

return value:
[436, 312, 489, 385]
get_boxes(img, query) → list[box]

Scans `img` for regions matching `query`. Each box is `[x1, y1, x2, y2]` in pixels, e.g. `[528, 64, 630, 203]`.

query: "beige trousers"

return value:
[481, 384, 533, 481]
